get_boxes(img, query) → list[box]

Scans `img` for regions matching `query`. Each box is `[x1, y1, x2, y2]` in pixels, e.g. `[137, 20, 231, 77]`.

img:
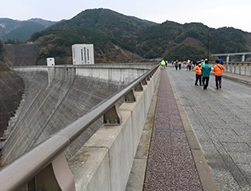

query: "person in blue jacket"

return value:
[218, 57, 224, 65]
[201, 60, 211, 90]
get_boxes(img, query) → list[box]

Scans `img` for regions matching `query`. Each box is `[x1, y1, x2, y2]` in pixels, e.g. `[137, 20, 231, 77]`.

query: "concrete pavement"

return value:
[126, 68, 251, 191]
[167, 68, 251, 190]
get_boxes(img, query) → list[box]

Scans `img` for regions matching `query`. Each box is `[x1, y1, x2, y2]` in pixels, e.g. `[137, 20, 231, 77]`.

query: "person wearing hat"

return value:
[194, 62, 202, 86]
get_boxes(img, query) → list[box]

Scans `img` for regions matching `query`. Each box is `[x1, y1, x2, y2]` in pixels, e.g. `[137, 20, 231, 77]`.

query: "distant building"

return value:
[72, 44, 94, 65]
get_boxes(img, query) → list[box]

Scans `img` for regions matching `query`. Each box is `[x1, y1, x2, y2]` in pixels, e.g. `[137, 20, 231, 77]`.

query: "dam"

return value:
[1, 44, 251, 190]
[1, 63, 155, 162]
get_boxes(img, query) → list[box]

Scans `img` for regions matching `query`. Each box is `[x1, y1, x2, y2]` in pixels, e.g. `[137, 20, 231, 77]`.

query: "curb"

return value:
[223, 74, 251, 85]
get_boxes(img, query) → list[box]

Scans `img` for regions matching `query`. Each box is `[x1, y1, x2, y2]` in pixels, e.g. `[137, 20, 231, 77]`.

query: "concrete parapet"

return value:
[75, 67, 148, 83]
[13, 63, 155, 84]
[225, 62, 251, 76]
[69, 67, 160, 191]
[68, 147, 110, 191]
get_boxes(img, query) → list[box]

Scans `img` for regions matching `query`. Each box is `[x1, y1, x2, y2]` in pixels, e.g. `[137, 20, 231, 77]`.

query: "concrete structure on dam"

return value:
[0, 62, 159, 191]
[0, 61, 24, 139]
[1, 63, 155, 163]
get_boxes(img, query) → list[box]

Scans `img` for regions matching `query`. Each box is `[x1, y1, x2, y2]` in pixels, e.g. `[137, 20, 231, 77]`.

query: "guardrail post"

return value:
[125, 89, 136, 102]
[104, 103, 122, 125]
[146, 75, 151, 81]
[28, 153, 75, 191]
[142, 78, 147, 85]
[134, 82, 143, 92]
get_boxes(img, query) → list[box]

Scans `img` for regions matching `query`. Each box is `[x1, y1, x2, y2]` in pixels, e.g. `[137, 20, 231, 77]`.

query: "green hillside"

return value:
[2, 21, 45, 41]
[27, 8, 251, 64]
[0, 18, 56, 42]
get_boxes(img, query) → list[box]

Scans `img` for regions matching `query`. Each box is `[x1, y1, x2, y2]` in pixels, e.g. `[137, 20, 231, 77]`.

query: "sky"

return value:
[1, 0, 251, 33]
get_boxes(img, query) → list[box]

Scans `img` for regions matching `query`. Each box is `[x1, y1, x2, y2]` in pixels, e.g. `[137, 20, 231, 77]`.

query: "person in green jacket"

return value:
[201, 60, 211, 90]
[174, 61, 178, 70]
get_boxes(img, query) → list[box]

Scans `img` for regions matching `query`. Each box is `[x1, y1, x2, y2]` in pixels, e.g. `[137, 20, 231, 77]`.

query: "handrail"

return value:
[0, 64, 159, 190]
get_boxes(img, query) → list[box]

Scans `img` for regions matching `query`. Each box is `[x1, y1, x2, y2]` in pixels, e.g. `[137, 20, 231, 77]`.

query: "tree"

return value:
[165, 45, 205, 61]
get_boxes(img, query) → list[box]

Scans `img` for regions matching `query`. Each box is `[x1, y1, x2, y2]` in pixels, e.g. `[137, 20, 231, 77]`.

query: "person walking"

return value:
[201, 60, 211, 90]
[213, 59, 225, 89]
[160, 60, 166, 69]
[194, 62, 202, 86]
[178, 61, 182, 70]
[174, 61, 178, 70]
[218, 57, 224, 65]
[187, 60, 190, 71]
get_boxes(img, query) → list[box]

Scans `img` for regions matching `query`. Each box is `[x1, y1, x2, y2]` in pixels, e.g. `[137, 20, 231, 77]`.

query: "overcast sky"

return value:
[1, 0, 251, 33]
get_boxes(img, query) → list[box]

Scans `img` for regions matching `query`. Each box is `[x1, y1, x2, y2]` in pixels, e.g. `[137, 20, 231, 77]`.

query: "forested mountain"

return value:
[6, 8, 251, 64]
[0, 18, 56, 41]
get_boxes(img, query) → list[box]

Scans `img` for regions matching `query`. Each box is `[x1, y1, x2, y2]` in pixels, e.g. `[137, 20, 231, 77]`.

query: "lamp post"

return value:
[200, 32, 210, 61]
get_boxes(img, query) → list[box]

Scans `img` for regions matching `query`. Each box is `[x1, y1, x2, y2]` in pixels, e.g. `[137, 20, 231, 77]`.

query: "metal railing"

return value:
[0, 64, 159, 191]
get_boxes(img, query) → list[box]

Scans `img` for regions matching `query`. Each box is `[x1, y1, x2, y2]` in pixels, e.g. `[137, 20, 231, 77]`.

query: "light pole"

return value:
[200, 32, 210, 61]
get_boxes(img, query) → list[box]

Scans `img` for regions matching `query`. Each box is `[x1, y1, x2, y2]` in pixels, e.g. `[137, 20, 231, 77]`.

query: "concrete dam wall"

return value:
[0, 61, 24, 138]
[1, 64, 153, 163]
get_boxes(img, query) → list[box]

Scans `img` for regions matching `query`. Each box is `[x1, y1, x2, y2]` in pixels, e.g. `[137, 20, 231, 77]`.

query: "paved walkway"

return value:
[167, 69, 251, 190]
[126, 69, 251, 191]
[143, 69, 204, 190]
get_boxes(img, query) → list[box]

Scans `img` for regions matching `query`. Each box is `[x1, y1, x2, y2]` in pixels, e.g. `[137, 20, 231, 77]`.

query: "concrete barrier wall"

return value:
[75, 67, 149, 83]
[7, 64, 153, 162]
[69, 67, 160, 191]
[51, 64, 151, 83]
[13, 64, 153, 83]
[225, 63, 251, 76]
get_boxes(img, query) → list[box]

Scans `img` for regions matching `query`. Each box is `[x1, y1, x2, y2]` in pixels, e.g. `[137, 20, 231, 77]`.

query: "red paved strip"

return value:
[144, 70, 203, 191]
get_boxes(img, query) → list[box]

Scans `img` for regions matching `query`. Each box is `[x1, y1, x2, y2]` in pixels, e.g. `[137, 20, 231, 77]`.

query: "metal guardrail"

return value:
[0, 64, 159, 191]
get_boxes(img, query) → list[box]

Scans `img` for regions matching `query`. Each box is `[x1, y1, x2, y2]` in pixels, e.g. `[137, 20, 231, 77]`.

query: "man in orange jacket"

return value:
[213, 59, 225, 89]
[194, 62, 202, 86]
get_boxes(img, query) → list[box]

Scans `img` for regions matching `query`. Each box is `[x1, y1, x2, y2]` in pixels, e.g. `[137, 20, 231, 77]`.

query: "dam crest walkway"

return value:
[127, 68, 251, 191]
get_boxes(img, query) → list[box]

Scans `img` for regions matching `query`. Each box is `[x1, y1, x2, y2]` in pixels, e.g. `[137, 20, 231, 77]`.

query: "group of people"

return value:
[161, 58, 225, 90]
[193, 59, 225, 90]
[174, 61, 182, 70]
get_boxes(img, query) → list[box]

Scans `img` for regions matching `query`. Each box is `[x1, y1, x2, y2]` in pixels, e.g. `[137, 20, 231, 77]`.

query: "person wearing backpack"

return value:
[213, 59, 225, 89]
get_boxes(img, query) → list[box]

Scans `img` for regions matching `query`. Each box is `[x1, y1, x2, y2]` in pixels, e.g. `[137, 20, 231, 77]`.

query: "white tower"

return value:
[72, 44, 94, 65]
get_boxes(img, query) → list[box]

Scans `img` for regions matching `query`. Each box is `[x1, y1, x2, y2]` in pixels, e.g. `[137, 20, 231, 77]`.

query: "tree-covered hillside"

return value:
[26, 8, 251, 64]
[0, 18, 56, 42]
